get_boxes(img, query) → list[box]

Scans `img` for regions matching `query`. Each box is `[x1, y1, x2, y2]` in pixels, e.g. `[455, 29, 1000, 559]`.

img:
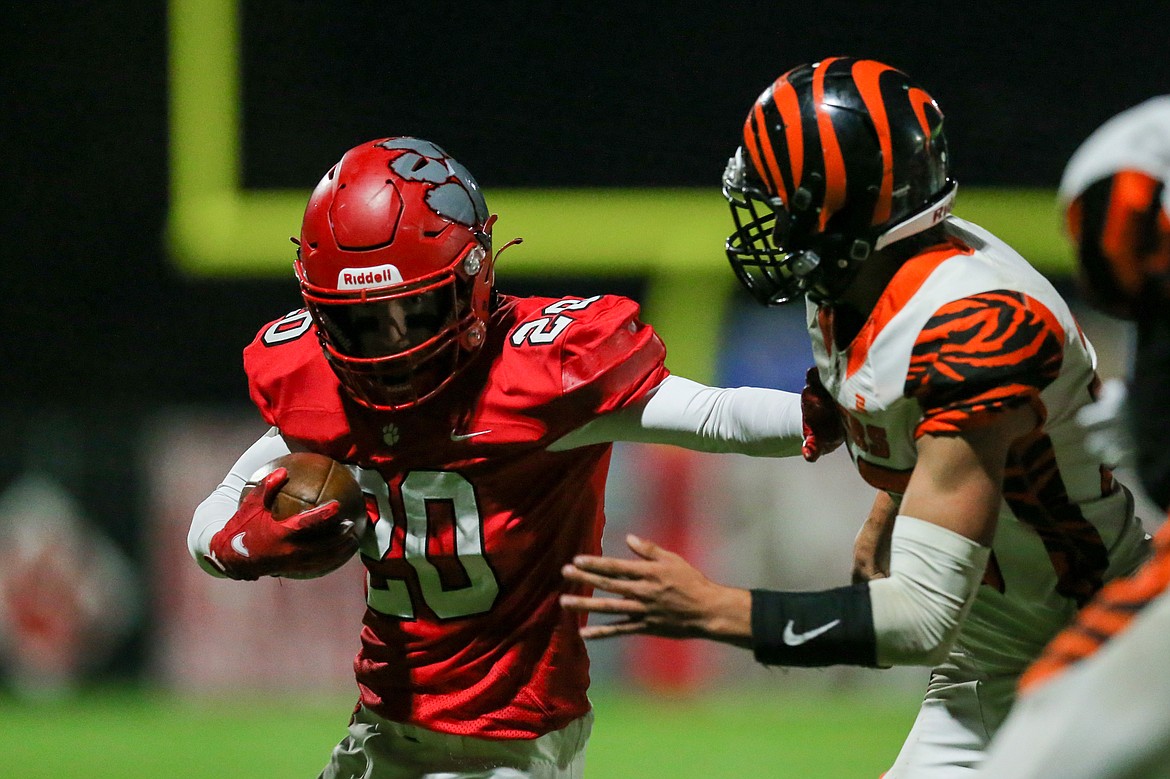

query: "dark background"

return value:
[7, 1, 1170, 406]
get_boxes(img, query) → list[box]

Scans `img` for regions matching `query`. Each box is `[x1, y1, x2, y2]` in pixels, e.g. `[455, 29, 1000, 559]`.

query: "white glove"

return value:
[1076, 378, 1133, 468]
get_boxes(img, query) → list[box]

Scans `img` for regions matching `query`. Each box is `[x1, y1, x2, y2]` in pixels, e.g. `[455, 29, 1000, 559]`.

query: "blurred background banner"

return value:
[0, 474, 138, 696]
[144, 412, 367, 693]
[3, 0, 1168, 704]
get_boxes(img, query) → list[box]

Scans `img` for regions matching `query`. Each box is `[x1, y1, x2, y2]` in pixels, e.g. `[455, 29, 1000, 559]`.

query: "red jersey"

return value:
[243, 293, 669, 738]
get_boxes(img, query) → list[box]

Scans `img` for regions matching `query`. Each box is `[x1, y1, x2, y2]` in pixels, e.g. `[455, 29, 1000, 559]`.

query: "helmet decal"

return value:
[389, 151, 452, 184]
[447, 159, 490, 223]
[375, 141, 489, 229]
[426, 182, 480, 228]
[812, 58, 848, 234]
[907, 88, 939, 138]
[745, 74, 803, 204]
[378, 136, 449, 159]
[851, 59, 898, 225]
[336, 263, 404, 290]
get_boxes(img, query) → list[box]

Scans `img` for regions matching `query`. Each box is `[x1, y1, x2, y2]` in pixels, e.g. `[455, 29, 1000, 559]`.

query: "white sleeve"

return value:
[869, 515, 991, 666]
[548, 374, 804, 456]
[187, 426, 293, 577]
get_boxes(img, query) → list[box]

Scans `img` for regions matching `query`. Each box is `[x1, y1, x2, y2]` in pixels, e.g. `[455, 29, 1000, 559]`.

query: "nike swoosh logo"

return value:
[782, 618, 841, 646]
[450, 429, 492, 442]
[230, 532, 250, 558]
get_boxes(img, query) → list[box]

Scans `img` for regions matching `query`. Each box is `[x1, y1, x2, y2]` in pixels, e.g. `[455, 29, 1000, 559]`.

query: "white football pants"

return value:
[318, 706, 592, 779]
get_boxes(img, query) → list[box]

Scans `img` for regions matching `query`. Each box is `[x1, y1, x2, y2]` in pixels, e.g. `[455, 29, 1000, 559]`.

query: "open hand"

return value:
[560, 534, 752, 646]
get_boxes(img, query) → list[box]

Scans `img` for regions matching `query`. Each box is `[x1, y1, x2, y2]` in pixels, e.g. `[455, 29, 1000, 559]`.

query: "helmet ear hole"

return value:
[462, 246, 485, 276]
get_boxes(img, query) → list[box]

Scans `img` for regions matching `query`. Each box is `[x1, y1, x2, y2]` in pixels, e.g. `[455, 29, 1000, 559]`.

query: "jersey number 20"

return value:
[360, 470, 500, 620]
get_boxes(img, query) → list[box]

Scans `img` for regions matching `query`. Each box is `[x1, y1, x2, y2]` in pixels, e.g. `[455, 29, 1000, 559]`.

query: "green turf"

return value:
[0, 686, 918, 778]
[587, 690, 917, 777]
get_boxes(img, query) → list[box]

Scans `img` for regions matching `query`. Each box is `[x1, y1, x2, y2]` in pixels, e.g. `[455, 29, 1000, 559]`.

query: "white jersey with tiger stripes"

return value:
[808, 216, 1149, 678]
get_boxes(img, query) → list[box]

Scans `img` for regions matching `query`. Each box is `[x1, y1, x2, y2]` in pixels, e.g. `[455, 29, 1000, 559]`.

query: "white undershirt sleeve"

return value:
[187, 426, 293, 577]
[869, 515, 991, 666]
[548, 374, 804, 456]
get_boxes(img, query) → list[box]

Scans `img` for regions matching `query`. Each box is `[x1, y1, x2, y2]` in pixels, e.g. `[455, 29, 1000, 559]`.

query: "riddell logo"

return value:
[337, 264, 404, 290]
[931, 201, 954, 224]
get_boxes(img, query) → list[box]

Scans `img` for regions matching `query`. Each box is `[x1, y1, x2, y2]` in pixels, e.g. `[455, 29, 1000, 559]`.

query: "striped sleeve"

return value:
[904, 290, 1064, 436]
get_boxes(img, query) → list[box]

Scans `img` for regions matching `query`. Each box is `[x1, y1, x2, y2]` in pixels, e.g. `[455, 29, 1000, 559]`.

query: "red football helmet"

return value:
[295, 137, 495, 410]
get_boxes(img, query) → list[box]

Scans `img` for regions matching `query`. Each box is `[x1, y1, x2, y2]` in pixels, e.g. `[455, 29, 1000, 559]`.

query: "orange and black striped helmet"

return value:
[1064, 171, 1170, 319]
[1058, 96, 1170, 320]
[724, 57, 956, 305]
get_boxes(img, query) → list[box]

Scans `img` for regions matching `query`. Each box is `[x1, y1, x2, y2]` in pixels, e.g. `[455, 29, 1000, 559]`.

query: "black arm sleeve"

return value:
[750, 583, 879, 667]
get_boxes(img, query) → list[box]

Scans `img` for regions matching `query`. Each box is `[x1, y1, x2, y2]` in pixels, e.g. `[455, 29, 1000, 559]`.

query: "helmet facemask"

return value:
[298, 243, 489, 411]
[725, 149, 839, 305]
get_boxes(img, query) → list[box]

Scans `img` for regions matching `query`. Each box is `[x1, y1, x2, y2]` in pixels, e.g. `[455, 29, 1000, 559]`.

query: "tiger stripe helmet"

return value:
[1059, 96, 1170, 320]
[724, 57, 956, 305]
[1063, 172, 1170, 319]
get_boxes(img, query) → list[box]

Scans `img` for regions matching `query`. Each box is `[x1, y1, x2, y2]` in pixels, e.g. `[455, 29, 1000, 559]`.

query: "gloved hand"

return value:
[204, 468, 357, 580]
[800, 366, 845, 462]
[1076, 378, 1134, 469]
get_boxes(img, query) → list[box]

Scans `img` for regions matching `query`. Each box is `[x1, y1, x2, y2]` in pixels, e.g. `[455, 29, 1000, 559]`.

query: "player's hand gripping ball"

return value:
[206, 452, 368, 580]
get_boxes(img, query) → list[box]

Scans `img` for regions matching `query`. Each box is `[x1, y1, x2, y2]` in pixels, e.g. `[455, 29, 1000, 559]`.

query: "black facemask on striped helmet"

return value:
[724, 57, 957, 305]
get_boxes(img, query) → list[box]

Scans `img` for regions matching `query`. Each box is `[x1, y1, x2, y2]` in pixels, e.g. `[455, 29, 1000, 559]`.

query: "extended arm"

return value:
[550, 372, 842, 459]
[561, 405, 1034, 667]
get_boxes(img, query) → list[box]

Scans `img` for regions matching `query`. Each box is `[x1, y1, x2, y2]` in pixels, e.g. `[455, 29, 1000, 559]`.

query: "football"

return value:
[240, 452, 368, 578]
[243, 452, 365, 521]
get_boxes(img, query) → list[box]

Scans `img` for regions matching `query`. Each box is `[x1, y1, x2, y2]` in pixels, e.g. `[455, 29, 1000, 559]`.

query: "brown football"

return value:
[241, 451, 366, 524]
[239, 452, 368, 579]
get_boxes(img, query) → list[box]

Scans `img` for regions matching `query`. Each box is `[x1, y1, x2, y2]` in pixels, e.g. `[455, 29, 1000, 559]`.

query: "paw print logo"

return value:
[382, 424, 400, 447]
[377, 138, 488, 229]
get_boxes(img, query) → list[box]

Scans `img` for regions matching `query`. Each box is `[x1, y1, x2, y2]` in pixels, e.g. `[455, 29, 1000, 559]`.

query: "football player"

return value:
[976, 96, 1170, 779]
[559, 58, 1152, 777]
[187, 136, 826, 778]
